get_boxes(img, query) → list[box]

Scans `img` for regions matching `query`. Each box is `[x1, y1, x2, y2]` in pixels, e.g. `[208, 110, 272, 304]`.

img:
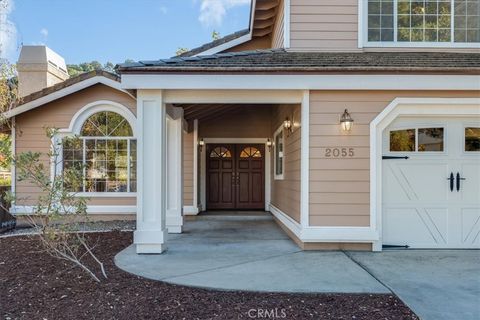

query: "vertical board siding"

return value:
[290, 0, 360, 52]
[183, 131, 194, 206]
[271, 0, 285, 48]
[15, 84, 137, 207]
[309, 90, 480, 227]
[271, 104, 301, 222]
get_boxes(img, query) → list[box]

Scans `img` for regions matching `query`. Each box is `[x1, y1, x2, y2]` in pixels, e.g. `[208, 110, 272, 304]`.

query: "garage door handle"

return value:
[456, 172, 466, 192]
[382, 156, 409, 160]
[448, 173, 455, 192]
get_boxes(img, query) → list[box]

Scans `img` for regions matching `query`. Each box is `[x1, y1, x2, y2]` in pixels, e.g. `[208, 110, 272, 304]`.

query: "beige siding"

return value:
[183, 131, 194, 206]
[290, 0, 359, 52]
[15, 84, 137, 207]
[309, 90, 480, 227]
[271, 104, 301, 222]
[271, 0, 285, 48]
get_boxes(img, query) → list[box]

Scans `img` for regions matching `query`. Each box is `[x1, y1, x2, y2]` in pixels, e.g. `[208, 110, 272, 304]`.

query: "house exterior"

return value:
[5, 0, 480, 253]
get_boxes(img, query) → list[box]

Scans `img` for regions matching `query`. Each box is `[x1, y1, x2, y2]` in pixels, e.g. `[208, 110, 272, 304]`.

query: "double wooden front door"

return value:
[206, 144, 265, 210]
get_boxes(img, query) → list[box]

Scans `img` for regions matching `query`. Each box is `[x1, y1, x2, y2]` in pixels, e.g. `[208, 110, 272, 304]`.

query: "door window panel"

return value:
[418, 128, 444, 151]
[465, 127, 480, 151]
[390, 129, 416, 151]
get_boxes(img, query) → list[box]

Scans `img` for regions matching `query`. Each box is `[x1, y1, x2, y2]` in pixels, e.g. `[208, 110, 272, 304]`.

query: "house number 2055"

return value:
[324, 148, 355, 158]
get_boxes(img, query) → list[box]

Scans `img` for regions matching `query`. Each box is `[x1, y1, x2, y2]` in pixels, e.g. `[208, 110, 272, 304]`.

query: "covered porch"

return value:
[134, 89, 309, 254]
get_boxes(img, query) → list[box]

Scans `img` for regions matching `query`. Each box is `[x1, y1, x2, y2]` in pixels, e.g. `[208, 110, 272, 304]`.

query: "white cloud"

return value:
[199, 0, 250, 27]
[40, 28, 48, 38]
[0, 0, 17, 60]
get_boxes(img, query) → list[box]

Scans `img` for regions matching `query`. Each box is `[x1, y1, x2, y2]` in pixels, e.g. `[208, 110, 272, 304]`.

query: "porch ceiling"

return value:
[176, 104, 272, 132]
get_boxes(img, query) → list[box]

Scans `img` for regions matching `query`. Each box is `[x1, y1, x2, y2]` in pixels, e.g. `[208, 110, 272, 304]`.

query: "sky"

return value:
[0, 0, 252, 64]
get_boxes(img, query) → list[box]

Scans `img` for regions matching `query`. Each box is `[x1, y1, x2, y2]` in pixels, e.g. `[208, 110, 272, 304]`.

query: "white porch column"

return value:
[134, 90, 168, 254]
[166, 106, 184, 233]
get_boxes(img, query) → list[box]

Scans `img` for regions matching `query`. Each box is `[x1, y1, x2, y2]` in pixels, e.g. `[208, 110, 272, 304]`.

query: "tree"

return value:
[0, 59, 107, 283]
[67, 61, 116, 77]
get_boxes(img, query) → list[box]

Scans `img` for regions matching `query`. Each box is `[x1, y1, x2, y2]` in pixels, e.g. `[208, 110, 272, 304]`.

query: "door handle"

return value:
[447, 172, 454, 192]
[456, 172, 466, 192]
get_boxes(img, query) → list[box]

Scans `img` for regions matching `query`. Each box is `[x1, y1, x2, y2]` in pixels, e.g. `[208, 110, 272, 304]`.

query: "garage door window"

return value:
[390, 127, 445, 152]
[418, 128, 444, 151]
[390, 129, 415, 151]
[465, 127, 480, 151]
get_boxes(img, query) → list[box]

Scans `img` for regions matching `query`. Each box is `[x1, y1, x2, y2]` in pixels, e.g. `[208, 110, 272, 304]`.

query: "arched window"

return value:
[209, 147, 232, 158]
[63, 111, 136, 193]
[240, 147, 262, 158]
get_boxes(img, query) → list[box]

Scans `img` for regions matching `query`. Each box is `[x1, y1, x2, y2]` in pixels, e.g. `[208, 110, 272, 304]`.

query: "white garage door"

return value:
[382, 117, 480, 248]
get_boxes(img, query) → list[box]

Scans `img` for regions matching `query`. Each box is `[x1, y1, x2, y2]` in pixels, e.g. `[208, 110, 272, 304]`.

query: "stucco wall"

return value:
[14, 84, 137, 210]
[309, 90, 480, 227]
[270, 104, 301, 222]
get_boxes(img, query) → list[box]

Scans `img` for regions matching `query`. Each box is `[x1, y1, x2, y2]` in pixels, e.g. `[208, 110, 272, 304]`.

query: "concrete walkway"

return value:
[115, 213, 388, 293]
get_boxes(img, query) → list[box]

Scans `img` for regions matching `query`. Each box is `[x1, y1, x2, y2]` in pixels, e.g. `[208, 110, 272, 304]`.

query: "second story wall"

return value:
[290, 0, 360, 52]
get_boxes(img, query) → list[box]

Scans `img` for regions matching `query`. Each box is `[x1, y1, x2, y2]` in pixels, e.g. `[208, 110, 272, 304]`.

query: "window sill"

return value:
[73, 192, 137, 198]
[363, 41, 480, 49]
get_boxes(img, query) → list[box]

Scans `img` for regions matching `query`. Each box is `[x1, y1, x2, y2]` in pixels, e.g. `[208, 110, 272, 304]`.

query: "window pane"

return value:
[454, 0, 480, 42]
[465, 127, 480, 151]
[130, 140, 137, 192]
[368, 0, 395, 41]
[275, 131, 284, 175]
[62, 137, 83, 192]
[390, 129, 416, 151]
[81, 111, 133, 137]
[418, 128, 444, 151]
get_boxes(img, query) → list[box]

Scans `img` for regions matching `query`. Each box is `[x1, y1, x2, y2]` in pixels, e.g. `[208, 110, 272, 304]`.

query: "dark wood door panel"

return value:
[235, 144, 265, 209]
[206, 144, 235, 209]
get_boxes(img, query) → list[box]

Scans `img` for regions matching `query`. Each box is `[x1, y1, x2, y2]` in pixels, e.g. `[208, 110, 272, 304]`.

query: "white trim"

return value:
[361, 0, 480, 49]
[164, 90, 303, 104]
[273, 125, 285, 180]
[75, 192, 137, 198]
[195, 33, 253, 57]
[300, 90, 309, 228]
[12, 205, 136, 215]
[357, 0, 364, 49]
[122, 75, 480, 91]
[270, 205, 378, 243]
[183, 205, 199, 215]
[370, 98, 480, 251]
[3, 76, 135, 119]
[192, 119, 199, 211]
[199, 138, 271, 211]
[60, 100, 137, 135]
[284, 0, 291, 49]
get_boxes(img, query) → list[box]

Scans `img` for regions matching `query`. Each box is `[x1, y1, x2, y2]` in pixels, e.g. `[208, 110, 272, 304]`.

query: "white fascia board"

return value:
[121, 74, 480, 91]
[193, 33, 253, 57]
[3, 76, 135, 119]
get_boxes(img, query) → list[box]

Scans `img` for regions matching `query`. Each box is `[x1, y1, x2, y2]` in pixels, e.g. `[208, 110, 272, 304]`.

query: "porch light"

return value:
[340, 109, 354, 132]
[198, 138, 205, 152]
[283, 118, 293, 133]
[266, 138, 273, 151]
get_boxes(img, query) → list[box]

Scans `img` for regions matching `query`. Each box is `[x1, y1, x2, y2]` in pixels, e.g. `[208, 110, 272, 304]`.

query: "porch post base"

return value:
[167, 226, 183, 234]
[166, 214, 184, 234]
[134, 229, 168, 254]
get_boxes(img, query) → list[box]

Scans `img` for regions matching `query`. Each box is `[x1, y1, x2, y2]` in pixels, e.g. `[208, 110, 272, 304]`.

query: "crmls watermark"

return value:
[247, 308, 287, 319]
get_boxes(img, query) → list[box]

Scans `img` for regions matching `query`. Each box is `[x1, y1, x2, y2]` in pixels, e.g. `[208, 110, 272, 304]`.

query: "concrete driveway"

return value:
[348, 250, 480, 320]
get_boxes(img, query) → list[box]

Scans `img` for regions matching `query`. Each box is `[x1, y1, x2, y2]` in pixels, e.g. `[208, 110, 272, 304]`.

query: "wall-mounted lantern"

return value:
[340, 109, 354, 132]
[266, 138, 273, 151]
[198, 138, 205, 152]
[283, 117, 293, 135]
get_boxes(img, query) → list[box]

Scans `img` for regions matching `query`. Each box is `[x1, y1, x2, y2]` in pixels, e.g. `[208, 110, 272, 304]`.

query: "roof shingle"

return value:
[118, 49, 480, 74]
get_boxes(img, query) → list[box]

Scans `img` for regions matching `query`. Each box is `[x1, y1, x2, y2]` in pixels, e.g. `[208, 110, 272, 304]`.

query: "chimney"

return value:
[16, 46, 70, 98]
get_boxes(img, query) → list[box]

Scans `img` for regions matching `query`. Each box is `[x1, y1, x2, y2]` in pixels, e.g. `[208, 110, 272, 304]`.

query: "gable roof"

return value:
[4, 70, 135, 119]
[176, 0, 282, 57]
[118, 49, 480, 74]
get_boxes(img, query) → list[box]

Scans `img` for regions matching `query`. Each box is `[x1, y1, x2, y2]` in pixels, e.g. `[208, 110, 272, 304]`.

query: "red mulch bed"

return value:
[0, 232, 418, 320]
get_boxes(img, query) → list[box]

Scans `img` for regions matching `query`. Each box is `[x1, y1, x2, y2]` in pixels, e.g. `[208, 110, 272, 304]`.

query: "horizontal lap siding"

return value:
[309, 90, 480, 227]
[272, 0, 285, 48]
[271, 104, 301, 222]
[183, 131, 194, 206]
[290, 0, 360, 52]
[15, 84, 137, 208]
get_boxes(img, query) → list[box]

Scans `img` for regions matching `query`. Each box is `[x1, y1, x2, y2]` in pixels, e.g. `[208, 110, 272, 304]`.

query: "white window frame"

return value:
[273, 125, 285, 180]
[360, 0, 480, 48]
[55, 100, 137, 197]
